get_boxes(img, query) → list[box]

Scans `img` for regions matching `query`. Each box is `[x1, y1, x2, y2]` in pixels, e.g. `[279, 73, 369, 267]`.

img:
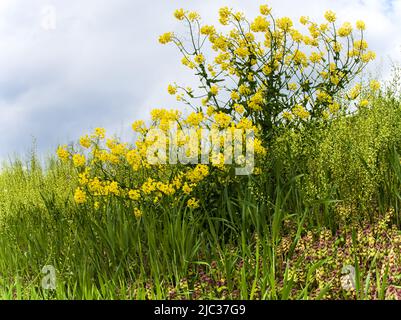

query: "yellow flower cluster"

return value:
[159, 32, 173, 44]
[73, 154, 86, 167]
[260, 5, 271, 16]
[57, 145, 69, 162]
[59, 105, 266, 214]
[356, 20, 366, 31]
[74, 187, 87, 204]
[309, 52, 323, 64]
[292, 105, 310, 119]
[174, 9, 185, 21]
[251, 16, 270, 32]
[187, 198, 200, 209]
[80, 135, 91, 148]
[133, 208, 142, 218]
[200, 25, 216, 36]
[94, 128, 106, 139]
[210, 86, 219, 96]
[186, 112, 204, 126]
[276, 17, 293, 32]
[338, 22, 353, 37]
[167, 84, 177, 95]
[218, 7, 231, 25]
[194, 54, 205, 65]
[156, 5, 376, 131]
[57, 4, 380, 218]
[348, 83, 362, 100]
[324, 10, 336, 23]
[132, 120, 145, 132]
[213, 112, 232, 128]
[187, 164, 209, 183]
[370, 80, 380, 91]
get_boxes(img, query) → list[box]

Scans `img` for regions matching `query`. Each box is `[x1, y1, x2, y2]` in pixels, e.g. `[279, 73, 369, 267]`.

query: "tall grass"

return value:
[1, 90, 401, 299]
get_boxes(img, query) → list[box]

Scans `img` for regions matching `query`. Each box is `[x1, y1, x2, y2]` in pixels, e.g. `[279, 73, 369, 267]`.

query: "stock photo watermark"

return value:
[41, 265, 56, 290]
[143, 123, 255, 175]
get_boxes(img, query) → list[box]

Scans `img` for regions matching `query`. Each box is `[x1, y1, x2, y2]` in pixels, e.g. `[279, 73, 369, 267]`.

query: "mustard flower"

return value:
[167, 84, 177, 95]
[300, 16, 309, 25]
[260, 5, 271, 16]
[57, 145, 69, 161]
[356, 20, 366, 31]
[186, 112, 204, 127]
[359, 99, 369, 107]
[200, 25, 216, 36]
[207, 106, 215, 117]
[251, 16, 270, 32]
[107, 181, 119, 195]
[235, 47, 249, 59]
[73, 154, 86, 167]
[292, 105, 310, 119]
[194, 54, 205, 64]
[74, 187, 87, 204]
[159, 32, 173, 44]
[309, 52, 323, 64]
[210, 86, 219, 96]
[276, 17, 293, 32]
[132, 120, 145, 132]
[348, 83, 362, 100]
[182, 183, 193, 195]
[324, 10, 336, 23]
[338, 22, 353, 37]
[188, 11, 200, 21]
[214, 112, 231, 128]
[219, 7, 231, 25]
[231, 91, 240, 101]
[94, 127, 106, 139]
[134, 208, 143, 219]
[370, 80, 380, 91]
[129, 189, 141, 201]
[361, 51, 376, 62]
[79, 135, 91, 149]
[174, 9, 185, 20]
[187, 198, 200, 209]
[282, 111, 293, 120]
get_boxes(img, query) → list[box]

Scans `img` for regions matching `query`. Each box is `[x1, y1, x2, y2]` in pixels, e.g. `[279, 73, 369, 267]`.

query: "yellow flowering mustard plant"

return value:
[356, 20, 366, 31]
[80, 135, 91, 149]
[57, 145, 69, 162]
[370, 80, 381, 92]
[324, 10, 336, 23]
[57, 4, 379, 217]
[158, 32, 173, 44]
[338, 22, 353, 37]
[133, 208, 143, 219]
[187, 198, 200, 209]
[74, 187, 87, 204]
[59, 104, 267, 214]
[72, 154, 86, 167]
[94, 128, 106, 139]
[157, 4, 375, 135]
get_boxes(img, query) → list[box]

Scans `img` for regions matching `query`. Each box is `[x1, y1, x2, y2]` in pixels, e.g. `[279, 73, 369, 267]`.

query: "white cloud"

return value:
[0, 0, 400, 162]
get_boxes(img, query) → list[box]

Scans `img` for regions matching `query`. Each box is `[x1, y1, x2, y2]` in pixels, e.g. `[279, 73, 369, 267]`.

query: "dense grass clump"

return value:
[271, 92, 401, 227]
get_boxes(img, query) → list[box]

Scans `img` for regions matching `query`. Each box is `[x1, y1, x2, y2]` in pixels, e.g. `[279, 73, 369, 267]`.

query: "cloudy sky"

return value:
[0, 0, 400, 163]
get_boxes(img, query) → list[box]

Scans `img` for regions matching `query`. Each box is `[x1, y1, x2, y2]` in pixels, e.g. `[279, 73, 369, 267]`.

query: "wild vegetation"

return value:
[1, 5, 401, 299]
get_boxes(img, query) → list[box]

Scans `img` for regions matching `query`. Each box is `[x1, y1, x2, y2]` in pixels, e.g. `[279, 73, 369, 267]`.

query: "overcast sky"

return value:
[0, 0, 400, 163]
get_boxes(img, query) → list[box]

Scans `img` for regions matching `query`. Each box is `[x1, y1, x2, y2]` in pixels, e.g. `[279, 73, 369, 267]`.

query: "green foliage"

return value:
[0, 64, 401, 301]
[270, 92, 401, 224]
